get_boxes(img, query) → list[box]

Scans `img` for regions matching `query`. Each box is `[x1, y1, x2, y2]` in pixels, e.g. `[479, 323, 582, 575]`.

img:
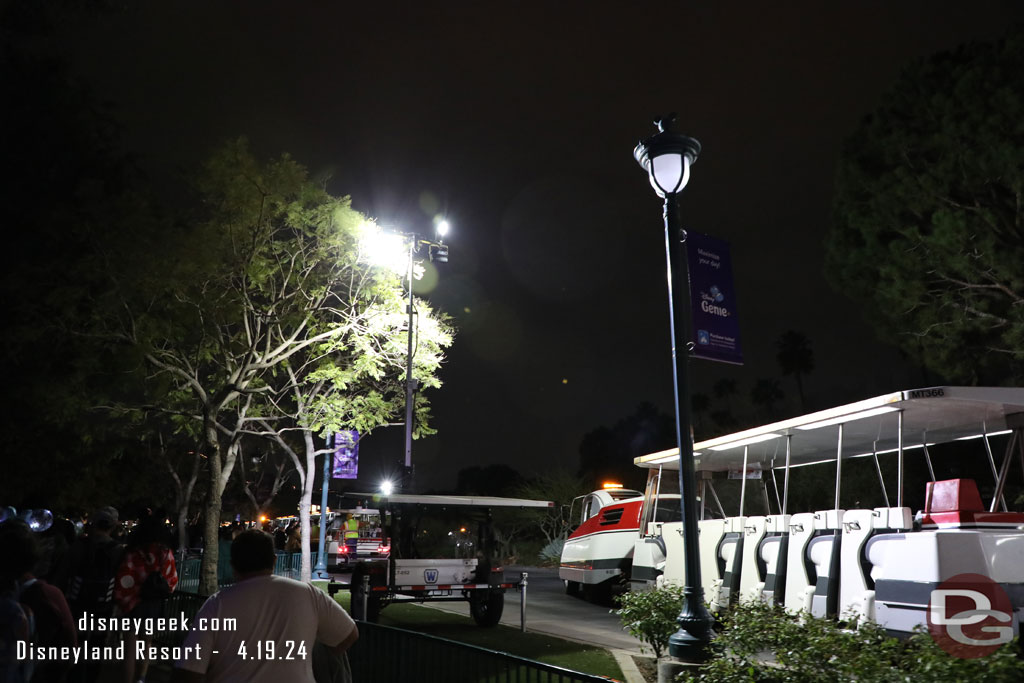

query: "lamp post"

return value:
[312, 434, 332, 580]
[634, 115, 714, 660]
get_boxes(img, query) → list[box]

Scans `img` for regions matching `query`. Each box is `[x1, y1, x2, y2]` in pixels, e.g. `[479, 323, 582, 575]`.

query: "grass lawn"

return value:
[322, 585, 624, 681]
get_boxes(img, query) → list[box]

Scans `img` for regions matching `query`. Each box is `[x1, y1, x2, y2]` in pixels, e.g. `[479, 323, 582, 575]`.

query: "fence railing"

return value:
[150, 591, 208, 649]
[175, 551, 323, 591]
[148, 592, 617, 683]
[348, 621, 619, 683]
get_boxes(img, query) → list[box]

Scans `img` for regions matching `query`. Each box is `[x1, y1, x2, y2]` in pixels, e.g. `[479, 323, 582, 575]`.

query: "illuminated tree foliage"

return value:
[826, 29, 1024, 384]
[93, 139, 451, 591]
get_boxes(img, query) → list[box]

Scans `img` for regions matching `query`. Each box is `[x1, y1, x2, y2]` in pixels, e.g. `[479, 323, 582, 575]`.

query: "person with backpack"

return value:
[114, 511, 177, 683]
[65, 507, 123, 619]
[63, 507, 122, 683]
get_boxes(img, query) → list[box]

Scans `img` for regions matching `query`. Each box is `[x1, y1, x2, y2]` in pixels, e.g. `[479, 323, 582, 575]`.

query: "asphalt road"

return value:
[405, 565, 644, 653]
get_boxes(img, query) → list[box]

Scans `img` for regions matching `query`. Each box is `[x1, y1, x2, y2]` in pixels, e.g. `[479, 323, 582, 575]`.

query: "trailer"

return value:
[329, 493, 553, 626]
[633, 386, 1024, 640]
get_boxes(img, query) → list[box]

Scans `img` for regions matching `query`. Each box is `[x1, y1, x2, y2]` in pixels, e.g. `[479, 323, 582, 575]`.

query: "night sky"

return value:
[54, 2, 1024, 492]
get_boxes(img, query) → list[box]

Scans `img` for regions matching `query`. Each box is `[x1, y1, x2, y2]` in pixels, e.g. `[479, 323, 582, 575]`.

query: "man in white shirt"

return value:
[173, 529, 358, 683]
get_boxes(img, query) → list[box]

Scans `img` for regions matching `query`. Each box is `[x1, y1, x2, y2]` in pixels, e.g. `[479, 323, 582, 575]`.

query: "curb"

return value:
[611, 649, 647, 683]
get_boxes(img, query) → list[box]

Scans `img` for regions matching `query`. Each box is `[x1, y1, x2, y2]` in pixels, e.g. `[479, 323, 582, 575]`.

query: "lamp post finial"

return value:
[655, 113, 678, 133]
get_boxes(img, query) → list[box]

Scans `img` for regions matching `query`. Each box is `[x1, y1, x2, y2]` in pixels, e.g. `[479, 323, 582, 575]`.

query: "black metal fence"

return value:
[151, 591, 209, 649]
[348, 621, 620, 683]
[147, 592, 618, 683]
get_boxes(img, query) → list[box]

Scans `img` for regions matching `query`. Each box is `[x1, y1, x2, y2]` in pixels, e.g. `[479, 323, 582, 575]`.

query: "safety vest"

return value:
[344, 518, 359, 540]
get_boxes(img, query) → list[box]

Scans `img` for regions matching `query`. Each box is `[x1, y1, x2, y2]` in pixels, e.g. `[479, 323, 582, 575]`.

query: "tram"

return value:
[632, 386, 1024, 636]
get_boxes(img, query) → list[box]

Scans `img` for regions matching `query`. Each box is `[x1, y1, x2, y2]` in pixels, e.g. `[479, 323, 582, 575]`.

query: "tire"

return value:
[469, 590, 504, 627]
[565, 580, 582, 597]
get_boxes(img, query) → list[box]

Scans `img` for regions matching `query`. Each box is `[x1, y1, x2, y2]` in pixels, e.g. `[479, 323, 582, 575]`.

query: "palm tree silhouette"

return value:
[776, 330, 814, 412]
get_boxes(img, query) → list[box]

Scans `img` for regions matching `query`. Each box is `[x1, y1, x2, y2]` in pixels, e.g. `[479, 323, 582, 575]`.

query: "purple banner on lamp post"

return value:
[332, 430, 359, 479]
[686, 231, 743, 365]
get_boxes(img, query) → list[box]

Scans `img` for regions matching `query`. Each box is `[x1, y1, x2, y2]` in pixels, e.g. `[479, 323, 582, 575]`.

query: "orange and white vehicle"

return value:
[559, 484, 642, 597]
[561, 473, 688, 602]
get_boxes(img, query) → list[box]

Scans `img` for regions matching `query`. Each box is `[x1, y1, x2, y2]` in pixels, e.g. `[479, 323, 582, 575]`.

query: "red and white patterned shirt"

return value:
[114, 543, 178, 614]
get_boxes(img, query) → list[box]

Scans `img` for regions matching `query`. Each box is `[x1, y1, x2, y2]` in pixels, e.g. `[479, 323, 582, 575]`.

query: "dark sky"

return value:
[57, 2, 1024, 491]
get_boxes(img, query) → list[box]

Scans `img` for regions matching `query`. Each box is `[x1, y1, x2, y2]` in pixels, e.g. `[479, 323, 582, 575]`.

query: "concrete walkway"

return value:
[415, 565, 649, 682]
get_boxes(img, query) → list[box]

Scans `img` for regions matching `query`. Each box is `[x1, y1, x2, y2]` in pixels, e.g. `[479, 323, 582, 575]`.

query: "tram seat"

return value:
[918, 478, 1024, 529]
[746, 514, 790, 605]
[659, 521, 685, 585]
[873, 506, 913, 531]
[697, 519, 727, 605]
[838, 509, 876, 622]
[783, 512, 818, 614]
[836, 507, 912, 623]
[739, 516, 768, 603]
[808, 509, 844, 618]
[710, 517, 745, 612]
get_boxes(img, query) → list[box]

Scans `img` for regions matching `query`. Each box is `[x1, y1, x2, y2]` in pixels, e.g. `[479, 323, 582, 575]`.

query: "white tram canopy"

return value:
[345, 493, 555, 509]
[635, 386, 1024, 473]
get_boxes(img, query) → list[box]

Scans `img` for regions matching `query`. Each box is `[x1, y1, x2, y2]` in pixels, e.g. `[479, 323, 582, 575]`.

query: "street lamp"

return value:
[634, 114, 714, 661]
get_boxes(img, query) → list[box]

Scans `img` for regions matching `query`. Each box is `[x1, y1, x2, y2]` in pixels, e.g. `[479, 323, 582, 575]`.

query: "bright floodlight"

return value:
[359, 223, 408, 275]
[436, 219, 450, 238]
[380, 480, 394, 496]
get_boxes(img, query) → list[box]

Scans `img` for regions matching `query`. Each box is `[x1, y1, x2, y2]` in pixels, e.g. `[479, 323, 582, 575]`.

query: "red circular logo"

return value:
[927, 573, 1014, 658]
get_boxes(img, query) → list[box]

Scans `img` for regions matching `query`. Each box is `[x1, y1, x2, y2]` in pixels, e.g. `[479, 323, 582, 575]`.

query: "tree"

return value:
[0, 0, 151, 509]
[90, 139, 452, 592]
[234, 446, 293, 523]
[691, 393, 711, 436]
[578, 403, 674, 490]
[776, 330, 814, 412]
[712, 378, 738, 411]
[247, 219, 452, 581]
[513, 470, 587, 546]
[490, 470, 586, 564]
[826, 29, 1024, 384]
[148, 427, 206, 552]
[750, 378, 785, 420]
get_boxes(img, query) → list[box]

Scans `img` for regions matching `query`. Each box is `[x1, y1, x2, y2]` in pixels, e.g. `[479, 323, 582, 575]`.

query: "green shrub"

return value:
[613, 582, 687, 658]
[538, 537, 564, 565]
[680, 600, 1024, 682]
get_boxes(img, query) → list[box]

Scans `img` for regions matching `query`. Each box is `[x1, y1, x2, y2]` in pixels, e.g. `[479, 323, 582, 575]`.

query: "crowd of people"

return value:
[0, 508, 357, 683]
[1, 507, 177, 683]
